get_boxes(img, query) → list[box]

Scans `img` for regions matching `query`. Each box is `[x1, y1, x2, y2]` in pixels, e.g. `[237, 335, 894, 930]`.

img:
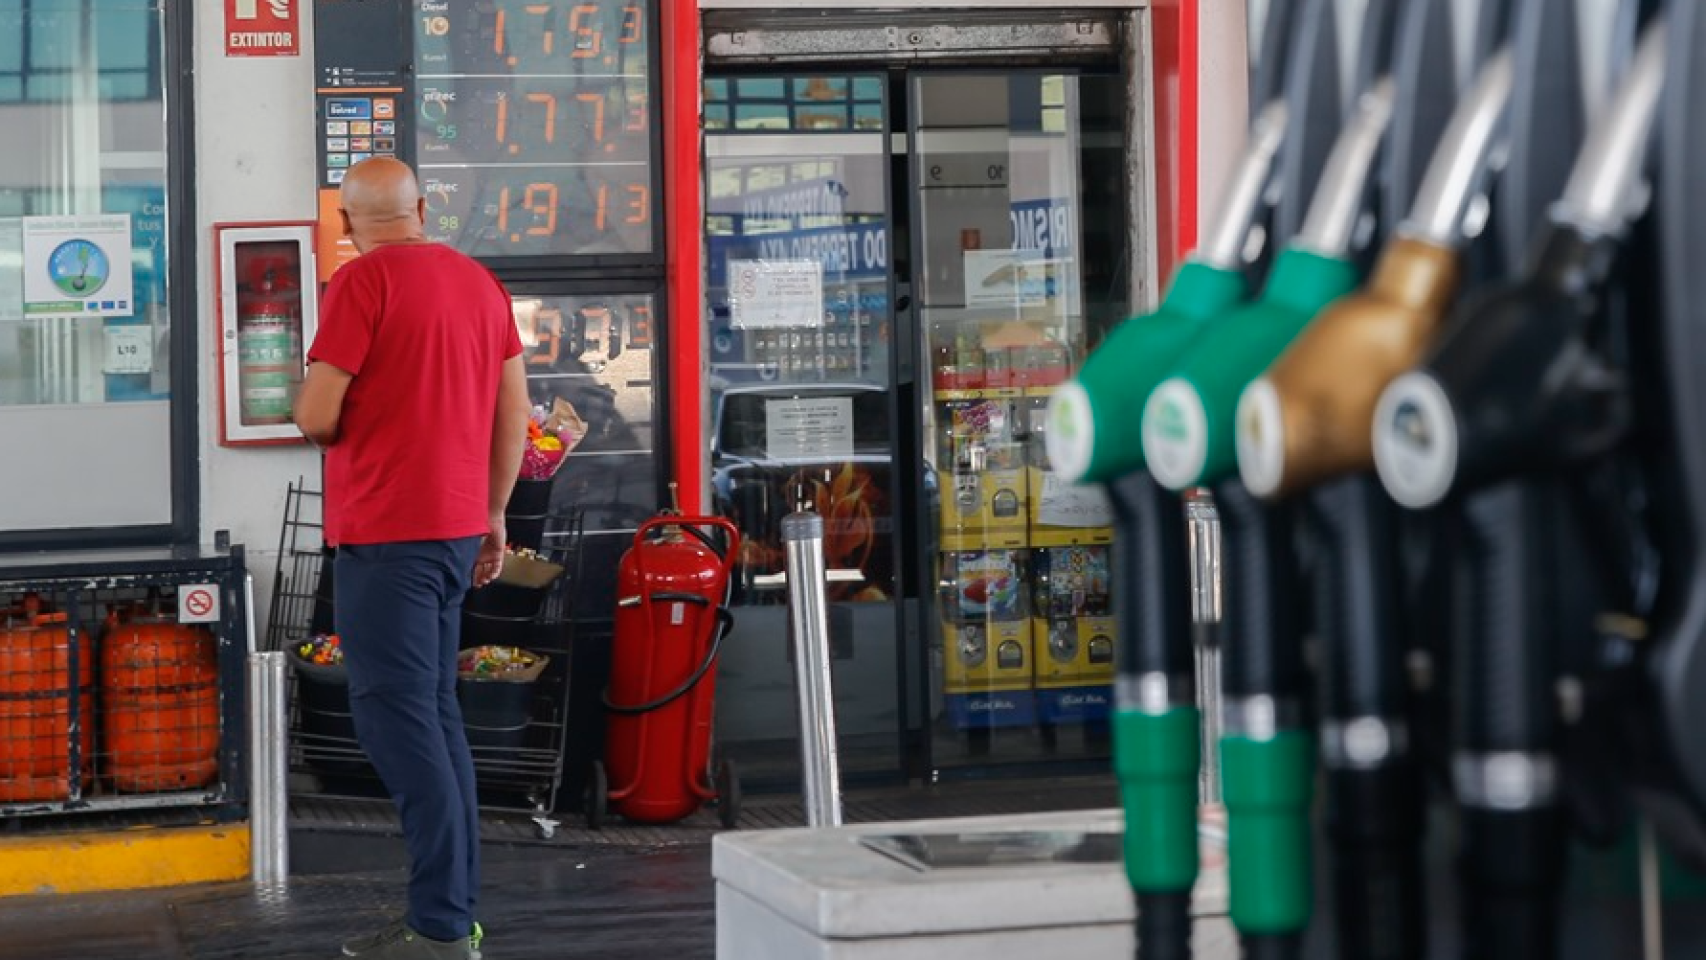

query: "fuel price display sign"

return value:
[416, 0, 652, 257]
[314, 0, 657, 270]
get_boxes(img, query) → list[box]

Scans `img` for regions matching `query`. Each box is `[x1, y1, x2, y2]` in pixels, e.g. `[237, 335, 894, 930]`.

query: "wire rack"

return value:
[267, 479, 585, 838]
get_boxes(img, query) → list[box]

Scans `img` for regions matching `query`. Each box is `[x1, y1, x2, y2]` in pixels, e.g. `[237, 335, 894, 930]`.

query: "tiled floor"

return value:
[0, 844, 714, 960]
[2, 776, 1705, 960]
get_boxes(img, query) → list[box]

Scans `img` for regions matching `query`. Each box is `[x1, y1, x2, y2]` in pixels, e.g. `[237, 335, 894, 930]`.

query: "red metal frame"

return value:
[658, 1, 1203, 502]
[1150, 0, 1202, 277]
[661, 0, 706, 514]
[211, 219, 318, 448]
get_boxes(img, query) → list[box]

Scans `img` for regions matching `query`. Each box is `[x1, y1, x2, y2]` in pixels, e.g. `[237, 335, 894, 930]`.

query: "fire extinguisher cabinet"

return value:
[215, 222, 319, 446]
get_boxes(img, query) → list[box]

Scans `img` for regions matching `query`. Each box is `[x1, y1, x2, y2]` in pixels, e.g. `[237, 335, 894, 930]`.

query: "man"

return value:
[294, 157, 531, 960]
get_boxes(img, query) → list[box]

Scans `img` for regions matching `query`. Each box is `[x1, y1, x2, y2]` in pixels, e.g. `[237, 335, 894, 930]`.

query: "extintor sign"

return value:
[226, 0, 299, 58]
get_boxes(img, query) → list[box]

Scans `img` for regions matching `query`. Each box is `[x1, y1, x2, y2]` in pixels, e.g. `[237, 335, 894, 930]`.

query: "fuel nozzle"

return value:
[1045, 98, 1291, 960]
[1137, 75, 1397, 960]
[1046, 100, 1287, 485]
[1219, 49, 1518, 960]
[1141, 78, 1395, 493]
[1236, 51, 1514, 500]
[1372, 23, 1668, 509]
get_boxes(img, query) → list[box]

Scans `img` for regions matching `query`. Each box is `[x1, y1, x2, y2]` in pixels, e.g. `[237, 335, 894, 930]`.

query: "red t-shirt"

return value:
[309, 243, 523, 546]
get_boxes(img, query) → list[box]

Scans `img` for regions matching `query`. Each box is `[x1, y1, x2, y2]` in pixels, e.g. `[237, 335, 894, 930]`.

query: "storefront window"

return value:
[0, 0, 175, 533]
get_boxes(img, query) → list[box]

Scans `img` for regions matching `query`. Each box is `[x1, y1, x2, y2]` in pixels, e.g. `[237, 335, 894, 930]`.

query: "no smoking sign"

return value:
[178, 584, 222, 624]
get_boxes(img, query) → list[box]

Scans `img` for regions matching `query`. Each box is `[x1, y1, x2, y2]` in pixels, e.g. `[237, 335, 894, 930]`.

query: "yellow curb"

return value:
[0, 824, 249, 897]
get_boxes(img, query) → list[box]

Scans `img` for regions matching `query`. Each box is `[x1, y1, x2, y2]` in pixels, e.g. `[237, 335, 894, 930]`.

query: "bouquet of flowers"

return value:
[519, 398, 588, 481]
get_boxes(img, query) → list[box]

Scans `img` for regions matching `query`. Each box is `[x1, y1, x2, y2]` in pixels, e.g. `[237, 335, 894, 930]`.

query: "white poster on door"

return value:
[766, 397, 854, 461]
[1036, 471, 1115, 528]
[729, 259, 824, 329]
[21, 215, 134, 319]
[963, 249, 1054, 308]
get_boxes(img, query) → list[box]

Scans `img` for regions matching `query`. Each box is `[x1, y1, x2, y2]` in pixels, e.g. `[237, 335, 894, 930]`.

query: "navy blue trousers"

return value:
[335, 537, 483, 942]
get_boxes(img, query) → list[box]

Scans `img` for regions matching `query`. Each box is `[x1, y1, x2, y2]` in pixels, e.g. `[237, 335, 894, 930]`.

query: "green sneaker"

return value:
[341, 918, 479, 959]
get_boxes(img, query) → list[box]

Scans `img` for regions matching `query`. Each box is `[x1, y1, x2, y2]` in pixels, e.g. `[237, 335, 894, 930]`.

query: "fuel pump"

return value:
[1044, 3, 1327, 954]
[1371, 19, 1669, 959]
[1650, 0, 1706, 856]
[1232, 35, 1515, 960]
[1044, 74, 1289, 960]
[1137, 52, 1398, 960]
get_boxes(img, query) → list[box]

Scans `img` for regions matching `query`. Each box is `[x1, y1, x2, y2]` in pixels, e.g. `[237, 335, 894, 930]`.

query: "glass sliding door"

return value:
[909, 71, 1130, 771]
[703, 75, 905, 783]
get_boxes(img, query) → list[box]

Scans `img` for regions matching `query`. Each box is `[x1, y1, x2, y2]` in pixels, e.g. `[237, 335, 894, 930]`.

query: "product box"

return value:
[1033, 616, 1116, 688]
[1011, 341, 1072, 389]
[1032, 545, 1112, 619]
[941, 619, 1033, 693]
[940, 397, 1013, 454]
[939, 550, 1030, 624]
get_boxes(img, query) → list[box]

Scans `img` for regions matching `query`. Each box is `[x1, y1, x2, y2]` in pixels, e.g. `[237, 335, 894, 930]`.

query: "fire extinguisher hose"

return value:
[602, 603, 736, 716]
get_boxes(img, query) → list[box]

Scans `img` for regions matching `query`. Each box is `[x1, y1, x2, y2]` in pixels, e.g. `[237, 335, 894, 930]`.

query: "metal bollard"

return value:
[782, 509, 844, 828]
[248, 650, 290, 885]
[1186, 493, 1224, 805]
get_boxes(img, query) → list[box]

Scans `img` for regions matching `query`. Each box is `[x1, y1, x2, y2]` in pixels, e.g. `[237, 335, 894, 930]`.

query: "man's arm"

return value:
[293, 361, 355, 447]
[473, 355, 532, 588]
[488, 354, 531, 517]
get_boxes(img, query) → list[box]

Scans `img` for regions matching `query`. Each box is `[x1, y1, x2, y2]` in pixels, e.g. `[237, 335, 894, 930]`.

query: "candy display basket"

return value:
[266, 480, 584, 838]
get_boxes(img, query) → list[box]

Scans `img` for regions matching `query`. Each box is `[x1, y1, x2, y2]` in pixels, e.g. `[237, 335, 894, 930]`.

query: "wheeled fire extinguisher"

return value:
[593, 513, 743, 829]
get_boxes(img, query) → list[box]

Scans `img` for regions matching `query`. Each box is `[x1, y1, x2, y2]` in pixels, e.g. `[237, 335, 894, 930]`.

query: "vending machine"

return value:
[914, 72, 1125, 757]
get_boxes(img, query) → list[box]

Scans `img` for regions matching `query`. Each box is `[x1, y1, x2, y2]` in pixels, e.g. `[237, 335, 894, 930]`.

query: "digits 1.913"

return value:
[494, 179, 650, 245]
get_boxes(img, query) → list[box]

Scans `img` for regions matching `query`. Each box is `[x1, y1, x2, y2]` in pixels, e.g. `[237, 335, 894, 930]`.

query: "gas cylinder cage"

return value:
[0, 547, 252, 823]
[266, 479, 585, 835]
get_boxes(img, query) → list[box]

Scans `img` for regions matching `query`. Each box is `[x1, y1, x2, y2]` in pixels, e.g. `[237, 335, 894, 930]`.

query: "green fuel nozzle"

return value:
[1045, 100, 1290, 960]
[1141, 75, 1399, 954]
[1141, 78, 1396, 493]
[1045, 101, 1288, 485]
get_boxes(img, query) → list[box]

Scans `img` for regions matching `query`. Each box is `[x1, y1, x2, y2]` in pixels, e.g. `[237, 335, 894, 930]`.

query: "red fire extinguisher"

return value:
[235, 256, 302, 426]
[593, 513, 742, 828]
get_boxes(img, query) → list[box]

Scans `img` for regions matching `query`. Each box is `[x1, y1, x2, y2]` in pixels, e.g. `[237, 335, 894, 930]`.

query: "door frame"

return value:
[699, 8, 1162, 784]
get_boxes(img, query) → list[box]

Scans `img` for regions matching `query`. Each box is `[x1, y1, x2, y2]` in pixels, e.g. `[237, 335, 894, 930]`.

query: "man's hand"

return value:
[474, 515, 507, 588]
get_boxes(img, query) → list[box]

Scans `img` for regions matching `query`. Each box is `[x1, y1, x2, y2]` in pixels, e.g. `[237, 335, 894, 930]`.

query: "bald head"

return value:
[339, 158, 427, 251]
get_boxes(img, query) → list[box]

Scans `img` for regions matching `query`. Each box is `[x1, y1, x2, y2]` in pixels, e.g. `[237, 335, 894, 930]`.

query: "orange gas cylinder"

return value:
[0, 614, 93, 802]
[101, 618, 219, 793]
[602, 516, 740, 825]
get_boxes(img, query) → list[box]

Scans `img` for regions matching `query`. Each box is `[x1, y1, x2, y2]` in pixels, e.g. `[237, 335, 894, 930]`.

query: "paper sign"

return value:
[1036, 471, 1115, 528]
[226, 0, 300, 57]
[103, 325, 154, 375]
[964, 249, 1054, 308]
[730, 260, 824, 330]
[22, 215, 135, 319]
[765, 397, 854, 461]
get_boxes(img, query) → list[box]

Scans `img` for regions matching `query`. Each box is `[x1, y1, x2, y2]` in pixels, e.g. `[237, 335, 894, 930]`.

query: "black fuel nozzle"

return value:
[1371, 20, 1666, 511]
[1369, 19, 1670, 960]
